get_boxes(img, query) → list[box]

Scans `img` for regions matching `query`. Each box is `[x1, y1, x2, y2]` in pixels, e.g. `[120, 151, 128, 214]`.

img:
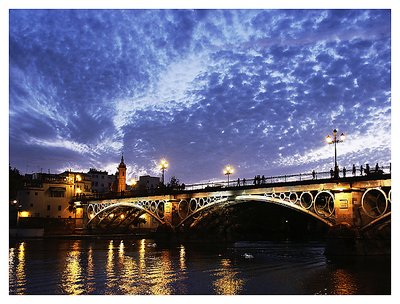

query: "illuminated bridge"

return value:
[72, 170, 391, 238]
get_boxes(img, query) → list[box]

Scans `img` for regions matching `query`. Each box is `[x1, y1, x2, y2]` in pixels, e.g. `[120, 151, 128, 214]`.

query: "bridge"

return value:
[71, 169, 391, 242]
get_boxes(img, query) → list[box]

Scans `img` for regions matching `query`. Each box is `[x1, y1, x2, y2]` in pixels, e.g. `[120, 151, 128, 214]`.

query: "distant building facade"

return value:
[17, 171, 91, 219]
[87, 168, 115, 193]
[138, 175, 160, 191]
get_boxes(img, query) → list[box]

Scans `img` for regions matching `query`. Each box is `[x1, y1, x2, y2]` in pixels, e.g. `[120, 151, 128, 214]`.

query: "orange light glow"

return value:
[19, 211, 30, 218]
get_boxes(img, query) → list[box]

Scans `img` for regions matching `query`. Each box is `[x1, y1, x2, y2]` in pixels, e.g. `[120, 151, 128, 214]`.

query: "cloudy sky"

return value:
[8, 8, 391, 183]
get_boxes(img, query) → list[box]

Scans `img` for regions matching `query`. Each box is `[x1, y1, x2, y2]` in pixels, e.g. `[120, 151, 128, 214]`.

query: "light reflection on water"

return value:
[9, 242, 26, 295]
[213, 258, 244, 295]
[60, 240, 84, 295]
[331, 268, 358, 295]
[9, 238, 390, 295]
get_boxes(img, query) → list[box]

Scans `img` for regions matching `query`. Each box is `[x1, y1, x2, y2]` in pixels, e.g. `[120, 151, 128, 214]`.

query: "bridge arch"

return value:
[86, 201, 165, 228]
[176, 193, 334, 228]
[361, 187, 389, 219]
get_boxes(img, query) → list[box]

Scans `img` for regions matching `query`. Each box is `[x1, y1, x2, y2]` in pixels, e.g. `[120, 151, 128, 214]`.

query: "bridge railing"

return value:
[183, 164, 391, 191]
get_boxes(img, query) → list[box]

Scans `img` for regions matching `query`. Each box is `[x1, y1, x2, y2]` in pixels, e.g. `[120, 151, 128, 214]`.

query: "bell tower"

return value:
[117, 154, 127, 192]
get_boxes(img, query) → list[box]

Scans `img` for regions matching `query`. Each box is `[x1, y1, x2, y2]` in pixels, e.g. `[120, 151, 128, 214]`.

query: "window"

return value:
[26, 191, 30, 195]
[102, 175, 104, 179]
[47, 205, 51, 211]
[35, 192, 38, 196]
[51, 191, 64, 197]
[58, 205, 62, 211]
[30, 204, 33, 207]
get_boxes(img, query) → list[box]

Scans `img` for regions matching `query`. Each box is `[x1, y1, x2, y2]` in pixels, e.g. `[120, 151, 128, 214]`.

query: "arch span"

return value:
[176, 194, 334, 228]
[86, 201, 165, 228]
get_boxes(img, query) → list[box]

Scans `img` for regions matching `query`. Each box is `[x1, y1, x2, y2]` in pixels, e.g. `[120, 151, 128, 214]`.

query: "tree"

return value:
[9, 166, 24, 201]
[167, 176, 180, 190]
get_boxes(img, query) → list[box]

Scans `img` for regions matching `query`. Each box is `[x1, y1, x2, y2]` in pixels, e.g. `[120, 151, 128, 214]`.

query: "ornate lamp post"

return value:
[223, 165, 234, 187]
[326, 129, 345, 178]
[159, 159, 169, 185]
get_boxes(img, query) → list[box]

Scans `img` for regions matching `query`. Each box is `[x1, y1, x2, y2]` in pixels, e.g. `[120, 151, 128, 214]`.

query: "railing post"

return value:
[300, 173, 302, 181]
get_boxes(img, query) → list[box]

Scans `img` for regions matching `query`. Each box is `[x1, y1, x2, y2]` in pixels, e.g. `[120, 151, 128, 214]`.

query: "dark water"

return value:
[9, 237, 390, 295]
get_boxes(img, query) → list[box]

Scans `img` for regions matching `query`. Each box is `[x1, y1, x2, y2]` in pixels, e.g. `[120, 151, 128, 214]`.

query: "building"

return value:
[138, 175, 160, 191]
[116, 155, 127, 193]
[87, 168, 115, 193]
[16, 171, 91, 219]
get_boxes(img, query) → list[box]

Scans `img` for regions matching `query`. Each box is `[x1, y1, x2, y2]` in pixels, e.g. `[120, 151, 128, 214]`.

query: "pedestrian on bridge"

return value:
[312, 170, 316, 179]
[330, 168, 334, 178]
[261, 175, 265, 184]
[366, 164, 370, 175]
[343, 167, 346, 178]
[375, 163, 379, 172]
[352, 164, 356, 176]
[242, 178, 246, 186]
[360, 165, 364, 176]
[237, 178, 240, 186]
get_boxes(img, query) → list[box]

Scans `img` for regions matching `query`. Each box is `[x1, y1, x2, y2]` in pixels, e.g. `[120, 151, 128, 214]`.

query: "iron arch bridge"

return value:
[80, 185, 391, 231]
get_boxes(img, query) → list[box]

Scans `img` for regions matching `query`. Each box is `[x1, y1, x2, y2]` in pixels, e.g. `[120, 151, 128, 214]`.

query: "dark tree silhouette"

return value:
[9, 165, 24, 201]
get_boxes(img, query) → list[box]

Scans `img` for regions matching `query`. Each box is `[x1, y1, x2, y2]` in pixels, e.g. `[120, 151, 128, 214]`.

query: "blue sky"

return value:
[8, 8, 392, 183]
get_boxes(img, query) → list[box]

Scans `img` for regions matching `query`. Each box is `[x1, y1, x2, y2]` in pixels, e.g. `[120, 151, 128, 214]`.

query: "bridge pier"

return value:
[326, 191, 390, 256]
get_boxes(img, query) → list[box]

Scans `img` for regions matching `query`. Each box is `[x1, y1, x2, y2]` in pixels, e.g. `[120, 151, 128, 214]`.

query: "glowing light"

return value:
[326, 135, 332, 143]
[223, 165, 234, 175]
[120, 214, 125, 219]
[129, 178, 137, 186]
[19, 211, 29, 218]
[340, 133, 345, 141]
[159, 159, 169, 170]
[76, 175, 82, 182]
[76, 188, 81, 194]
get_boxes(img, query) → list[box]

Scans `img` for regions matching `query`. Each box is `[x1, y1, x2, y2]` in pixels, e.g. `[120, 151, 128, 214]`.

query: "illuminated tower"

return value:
[117, 154, 127, 192]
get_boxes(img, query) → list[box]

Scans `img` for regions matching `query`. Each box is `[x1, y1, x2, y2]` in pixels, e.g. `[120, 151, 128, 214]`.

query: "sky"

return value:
[8, 7, 392, 184]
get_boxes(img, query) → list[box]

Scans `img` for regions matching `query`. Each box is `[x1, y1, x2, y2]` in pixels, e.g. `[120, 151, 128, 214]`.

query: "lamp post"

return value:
[223, 165, 234, 187]
[159, 159, 169, 185]
[326, 129, 345, 178]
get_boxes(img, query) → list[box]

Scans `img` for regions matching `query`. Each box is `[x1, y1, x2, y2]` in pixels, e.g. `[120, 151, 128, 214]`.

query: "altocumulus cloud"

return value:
[9, 9, 391, 183]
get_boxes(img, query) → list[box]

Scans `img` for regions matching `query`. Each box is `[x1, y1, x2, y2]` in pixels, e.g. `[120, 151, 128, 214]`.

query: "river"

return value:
[9, 237, 390, 295]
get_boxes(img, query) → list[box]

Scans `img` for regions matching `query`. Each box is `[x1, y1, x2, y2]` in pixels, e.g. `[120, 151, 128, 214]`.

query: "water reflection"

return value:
[331, 268, 359, 294]
[105, 240, 118, 294]
[213, 258, 244, 295]
[179, 245, 186, 271]
[139, 239, 146, 273]
[9, 242, 26, 294]
[9, 239, 389, 295]
[86, 245, 95, 293]
[60, 240, 84, 295]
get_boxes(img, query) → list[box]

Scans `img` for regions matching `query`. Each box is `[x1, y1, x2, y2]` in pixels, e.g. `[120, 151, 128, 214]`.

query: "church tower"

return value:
[117, 154, 127, 193]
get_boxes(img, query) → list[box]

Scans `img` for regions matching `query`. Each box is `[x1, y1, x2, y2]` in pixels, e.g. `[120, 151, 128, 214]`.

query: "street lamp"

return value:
[223, 165, 234, 187]
[326, 129, 345, 178]
[159, 159, 169, 185]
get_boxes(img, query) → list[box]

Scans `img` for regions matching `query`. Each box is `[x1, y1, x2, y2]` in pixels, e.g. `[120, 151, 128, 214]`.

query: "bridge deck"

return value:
[72, 173, 391, 203]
